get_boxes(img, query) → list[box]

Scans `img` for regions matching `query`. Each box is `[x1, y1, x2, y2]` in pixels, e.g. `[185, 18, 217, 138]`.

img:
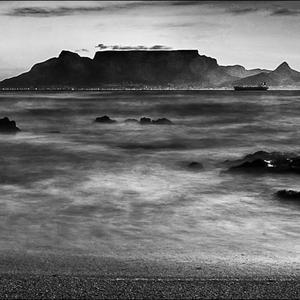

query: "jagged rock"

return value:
[152, 118, 173, 125]
[187, 161, 204, 170]
[140, 117, 152, 125]
[225, 151, 286, 165]
[95, 115, 116, 123]
[124, 118, 139, 123]
[0, 117, 20, 133]
[230, 158, 268, 171]
[275, 190, 300, 201]
[226, 151, 300, 174]
[139, 117, 173, 125]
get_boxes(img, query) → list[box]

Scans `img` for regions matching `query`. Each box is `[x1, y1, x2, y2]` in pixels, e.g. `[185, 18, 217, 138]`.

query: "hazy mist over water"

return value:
[0, 91, 299, 265]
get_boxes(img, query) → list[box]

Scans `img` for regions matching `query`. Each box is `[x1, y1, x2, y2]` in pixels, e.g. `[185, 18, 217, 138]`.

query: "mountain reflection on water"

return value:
[0, 91, 299, 264]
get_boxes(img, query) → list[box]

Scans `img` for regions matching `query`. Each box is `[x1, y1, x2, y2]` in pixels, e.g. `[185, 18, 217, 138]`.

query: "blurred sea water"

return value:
[0, 90, 299, 265]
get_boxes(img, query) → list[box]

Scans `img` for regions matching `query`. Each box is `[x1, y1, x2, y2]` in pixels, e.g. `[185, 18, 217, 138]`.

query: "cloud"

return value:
[150, 45, 172, 50]
[169, 1, 265, 16]
[95, 44, 110, 50]
[5, 2, 152, 17]
[270, 8, 300, 16]
[226, 3, 300, 17]
[161, 21, 197, 28]
[8, 1, 299, 18]
[170, 1, 205, 6]
[229, 7, 259, 15]
[75, 49, 89, 53]
[95, 44, 172, 50]
[6, 6, 104, 17]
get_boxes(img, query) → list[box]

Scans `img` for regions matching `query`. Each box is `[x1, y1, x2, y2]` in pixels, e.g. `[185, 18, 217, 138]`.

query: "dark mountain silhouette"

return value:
[0, 50, 236, 88]
[0, 51, 299, 88]
[219, 65, 270, 78]
[0, 51, 93, 87]
[232, 62, 300, 87]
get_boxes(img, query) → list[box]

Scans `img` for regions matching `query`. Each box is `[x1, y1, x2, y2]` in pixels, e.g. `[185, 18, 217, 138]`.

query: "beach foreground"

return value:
[1, 274, 299, 299]
[0, 252, 299, 299]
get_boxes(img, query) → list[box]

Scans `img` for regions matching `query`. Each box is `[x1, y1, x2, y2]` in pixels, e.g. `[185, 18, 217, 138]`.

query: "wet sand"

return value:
[0, 252, 299, 299]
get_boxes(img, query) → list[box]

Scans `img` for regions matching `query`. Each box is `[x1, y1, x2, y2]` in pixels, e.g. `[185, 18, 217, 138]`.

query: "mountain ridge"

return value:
[0, 50, 299, 88]
[232, 61, 300, 87]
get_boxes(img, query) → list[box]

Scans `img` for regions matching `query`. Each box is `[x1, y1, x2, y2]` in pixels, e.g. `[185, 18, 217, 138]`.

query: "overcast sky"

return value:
[0, 1, 299, 80]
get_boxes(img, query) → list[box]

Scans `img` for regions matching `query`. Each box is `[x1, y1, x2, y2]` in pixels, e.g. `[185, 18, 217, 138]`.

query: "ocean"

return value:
[0, 90, 299, 266]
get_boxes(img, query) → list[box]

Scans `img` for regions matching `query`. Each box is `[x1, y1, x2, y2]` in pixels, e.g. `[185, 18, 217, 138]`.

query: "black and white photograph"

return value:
[0, 0, 299, 298]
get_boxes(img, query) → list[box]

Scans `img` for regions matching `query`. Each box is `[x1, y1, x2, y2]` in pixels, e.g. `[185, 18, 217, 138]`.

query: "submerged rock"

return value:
[226, 151, 300, 174]
[140, 117, 152, 125]
[94, 115, 116, 123]
[152, 118, 173, 125]
[187, 161, 204, 170]
[124, 118, 139, 123]
[139, 117, 173, 125]
[0, 117, 20, 133]
[230, 158, 268, 170]
[275, 190, 300, 201]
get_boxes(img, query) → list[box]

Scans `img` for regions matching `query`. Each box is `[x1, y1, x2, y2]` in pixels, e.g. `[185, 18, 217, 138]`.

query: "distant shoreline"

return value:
[1, 88, 300, 92]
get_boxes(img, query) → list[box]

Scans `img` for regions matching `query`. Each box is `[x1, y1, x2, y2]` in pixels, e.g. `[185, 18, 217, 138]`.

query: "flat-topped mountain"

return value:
[91, 50, 219, 84]
[232, 62, 300, 87]
[0, 50, 299, 88]
[1, 50, 233, 88]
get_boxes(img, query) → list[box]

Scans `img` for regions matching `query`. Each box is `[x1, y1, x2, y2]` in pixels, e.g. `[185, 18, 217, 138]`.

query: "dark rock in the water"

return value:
[140, 117, 152, 125]
[139, 117, 173, 125]
[230, 159, 268, 171]
[187, 161, 204, 170]
[225, 151, 286, 166]
[276, 190, 300, 201]
[95, 115, 116, 123]
[124, 118, 139, 123]
[242, 151, 276, 161]
[227, 151, 300, 174]
[152, 118, 173, 125]
[0, 117, 20, 133]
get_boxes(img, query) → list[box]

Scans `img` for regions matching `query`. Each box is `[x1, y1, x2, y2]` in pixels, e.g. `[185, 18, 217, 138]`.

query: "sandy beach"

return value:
[1, 274, 299, 299]
[0, 251, 298, 299]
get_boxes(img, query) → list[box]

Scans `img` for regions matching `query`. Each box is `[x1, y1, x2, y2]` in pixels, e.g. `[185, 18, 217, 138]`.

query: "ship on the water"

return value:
[234, 82, 269, 91]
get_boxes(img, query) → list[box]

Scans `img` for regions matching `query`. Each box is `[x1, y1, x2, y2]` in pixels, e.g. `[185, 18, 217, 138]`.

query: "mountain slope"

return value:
[0, 50, 236, 88]
[0, 51, 93, 87]
[1, 51, 299, 88]
[219, 65, 270, 78]
[233, 62, 300, 87]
